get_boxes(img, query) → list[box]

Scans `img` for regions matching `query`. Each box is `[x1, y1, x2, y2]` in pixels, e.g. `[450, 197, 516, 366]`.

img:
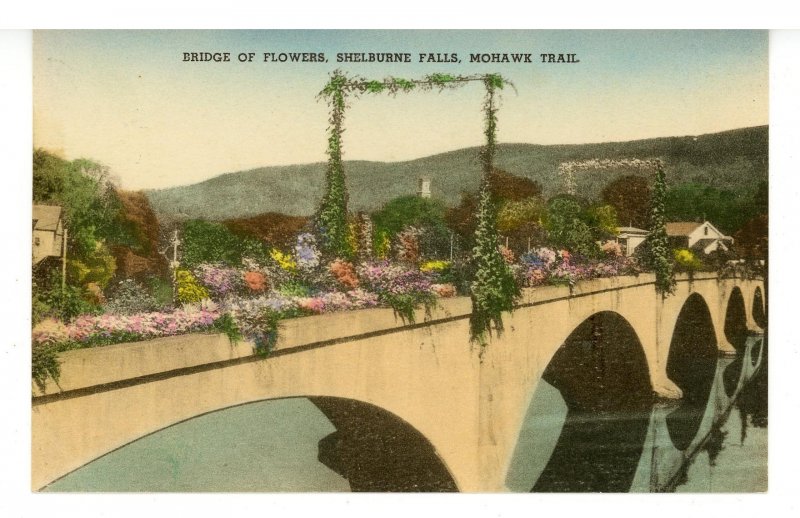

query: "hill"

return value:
[146, 126, 768, 221]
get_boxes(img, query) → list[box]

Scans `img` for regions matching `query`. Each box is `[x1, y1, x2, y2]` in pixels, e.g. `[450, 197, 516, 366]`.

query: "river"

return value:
[43, 336, 767, 493]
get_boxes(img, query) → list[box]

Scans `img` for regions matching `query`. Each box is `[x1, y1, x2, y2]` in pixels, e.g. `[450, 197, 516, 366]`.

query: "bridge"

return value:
[32, 272, 766, 492]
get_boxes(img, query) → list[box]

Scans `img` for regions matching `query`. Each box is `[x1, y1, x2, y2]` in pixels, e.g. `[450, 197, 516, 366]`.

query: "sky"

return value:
[33, 30, 768, 190]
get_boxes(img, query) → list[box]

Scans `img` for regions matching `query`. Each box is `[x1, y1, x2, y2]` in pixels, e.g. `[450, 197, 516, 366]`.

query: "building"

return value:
[33, 205, 64, 266]
[615, 226, 649, 256]
[665, 221, 733, 255]
[417, 177, 431, 198]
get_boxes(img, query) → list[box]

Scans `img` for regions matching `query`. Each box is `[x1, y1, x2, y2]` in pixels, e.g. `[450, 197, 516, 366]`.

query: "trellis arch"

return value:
[313, 70, 519, 346]
[557, 158, 664, 196]
[556, 157, 674, 294]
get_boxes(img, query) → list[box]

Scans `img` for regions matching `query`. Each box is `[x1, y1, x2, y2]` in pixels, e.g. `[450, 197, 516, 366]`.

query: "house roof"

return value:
[665, 221, 702, 237]
[617, 226, 648, 235]
[32, 205, 62, 232]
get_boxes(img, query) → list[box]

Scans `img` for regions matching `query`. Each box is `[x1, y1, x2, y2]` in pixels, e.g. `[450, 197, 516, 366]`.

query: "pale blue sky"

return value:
[33, 30, 768, 189]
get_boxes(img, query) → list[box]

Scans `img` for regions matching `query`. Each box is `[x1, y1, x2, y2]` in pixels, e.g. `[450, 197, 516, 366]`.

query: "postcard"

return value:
[29, 29, 768, 493]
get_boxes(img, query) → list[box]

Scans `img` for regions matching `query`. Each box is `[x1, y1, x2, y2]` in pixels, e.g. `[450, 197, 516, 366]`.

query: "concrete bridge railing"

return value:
[32, 272, 765, 492]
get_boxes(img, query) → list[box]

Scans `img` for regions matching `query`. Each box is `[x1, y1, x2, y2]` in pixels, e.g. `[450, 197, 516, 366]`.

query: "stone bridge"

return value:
[32, 272, 766, 492]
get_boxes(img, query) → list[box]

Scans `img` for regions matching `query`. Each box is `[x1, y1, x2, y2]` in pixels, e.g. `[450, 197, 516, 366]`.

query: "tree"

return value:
[445, 192, 480, 250]
[488, 168, 542, 202]
[545, 197, 600, 257]
[496, 197, 547, 253]
[665, 183, 758, 235]
[601, 175, 651, 228]
[180, 219, 268, 269]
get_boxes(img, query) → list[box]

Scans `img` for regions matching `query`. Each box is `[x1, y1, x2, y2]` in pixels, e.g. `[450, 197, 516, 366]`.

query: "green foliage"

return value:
[673, 249, 703, 272]
[372, 196, 448, 237]
[175, 269, 210, 304]
[371, 196, 450, 258]
[385, 291, 438, 325]
[33, 274, 101, 323]
[427, 73, 457, 86]
[33, 150, 137, 259]
[644, 161, 675, 294]
[545, 197, 601, 257]
[488, 169, 543, 202]
[364, 80, 386, 93]
[665, 183, 761, 235]
[103, 279, 163, 315]
[469, 181, 520, 348]
[585, 204, 619, 238]
[67, 242, 117, 289]
[32, 342, 63, 393]
[212, 313, 243, 344]
[180, 219, 267, 269]
[315, 70, 352, 259]
[601, 174, 652, 228]
[497, 197, 547, 253]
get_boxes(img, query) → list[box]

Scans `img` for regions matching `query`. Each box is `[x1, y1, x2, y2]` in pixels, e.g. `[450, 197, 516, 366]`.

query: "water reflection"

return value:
[665, 294, 718, 451]
[508, 333, 767, 493]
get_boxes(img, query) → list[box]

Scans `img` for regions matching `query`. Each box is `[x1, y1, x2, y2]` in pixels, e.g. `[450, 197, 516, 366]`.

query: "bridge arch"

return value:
[752, 286, 767, 329]
[506, 311, 653, 492]
[725, 287, 749, 350]
[665, 293, 718, 451]
[42, 395, 459, 492]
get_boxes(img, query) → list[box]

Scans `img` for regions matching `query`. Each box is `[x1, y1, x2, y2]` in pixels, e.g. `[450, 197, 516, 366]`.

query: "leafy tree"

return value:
[601, 174, 651, 228]
[224, 212, 310, 250]
[665, 183, 758, 235]
[180, 219, 268, 269]
[372, 195, 448, 238]
[446, 192, 479, 248]
[488, 168, 542, 202]
[585, 204, 619, 240]
[371, 195, 450, 258]
[545, 197, 600, 257]
[496, 197, 547, 253]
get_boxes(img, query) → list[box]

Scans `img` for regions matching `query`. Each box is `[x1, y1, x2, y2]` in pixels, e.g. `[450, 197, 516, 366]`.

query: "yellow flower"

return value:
[270, 248, 297, 272]
[420, 260, 450, 272]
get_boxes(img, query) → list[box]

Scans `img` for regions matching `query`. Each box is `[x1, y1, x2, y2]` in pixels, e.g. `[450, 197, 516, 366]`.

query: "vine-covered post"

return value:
[646, 159, 675, 294]
[469, 74, 520, 349]
[315, 70, 352, 259]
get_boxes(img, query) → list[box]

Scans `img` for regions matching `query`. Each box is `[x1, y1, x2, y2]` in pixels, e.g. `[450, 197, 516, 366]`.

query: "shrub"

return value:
[104, 279, 162, 315]
[243, 271, 268, 293]
[329, 259, 359, 289]
[175, 269, 210, 304]
[674, 249, 703, 272]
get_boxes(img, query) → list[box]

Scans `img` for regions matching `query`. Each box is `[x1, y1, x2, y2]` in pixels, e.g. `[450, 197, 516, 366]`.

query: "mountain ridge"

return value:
[146, 125, 768, 221]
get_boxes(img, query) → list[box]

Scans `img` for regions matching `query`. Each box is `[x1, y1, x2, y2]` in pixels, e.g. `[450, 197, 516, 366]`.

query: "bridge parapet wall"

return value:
[31, 273, 763, 492]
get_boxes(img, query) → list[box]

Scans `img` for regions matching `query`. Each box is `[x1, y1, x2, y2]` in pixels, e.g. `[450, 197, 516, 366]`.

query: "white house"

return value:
[33, 205, 64, 266]
[665, 221, 733, 255]
[616, 226, 649, 256]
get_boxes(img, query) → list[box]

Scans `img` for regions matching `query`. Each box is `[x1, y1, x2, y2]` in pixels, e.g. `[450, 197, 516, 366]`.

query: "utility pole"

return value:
[170, 229, 181, 302]
[61, 226, 67, 294]
[450, 232, 454, 262]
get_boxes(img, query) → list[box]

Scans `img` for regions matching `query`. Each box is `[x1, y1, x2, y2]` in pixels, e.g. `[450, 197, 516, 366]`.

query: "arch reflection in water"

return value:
[723, 287, 750, 397]
[44, 397, 457, 492]
[752, 287, 766, 329]
[507, 312, 653, 493]
[665, 293, 719, 451]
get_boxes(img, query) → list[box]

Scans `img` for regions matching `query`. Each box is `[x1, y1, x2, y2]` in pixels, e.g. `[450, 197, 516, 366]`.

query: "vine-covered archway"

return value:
[314, 71, 519, 346]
